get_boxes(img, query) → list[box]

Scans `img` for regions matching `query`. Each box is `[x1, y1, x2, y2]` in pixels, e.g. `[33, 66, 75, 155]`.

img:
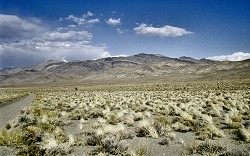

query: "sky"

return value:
[0, 0, 250, 68]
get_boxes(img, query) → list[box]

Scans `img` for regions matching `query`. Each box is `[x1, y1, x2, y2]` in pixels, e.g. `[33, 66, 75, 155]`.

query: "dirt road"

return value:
[0, 93, 36, 130]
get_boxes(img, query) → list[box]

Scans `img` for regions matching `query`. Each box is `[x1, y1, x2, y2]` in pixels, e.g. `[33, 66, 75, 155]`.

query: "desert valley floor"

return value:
[0, 79, 250, 156]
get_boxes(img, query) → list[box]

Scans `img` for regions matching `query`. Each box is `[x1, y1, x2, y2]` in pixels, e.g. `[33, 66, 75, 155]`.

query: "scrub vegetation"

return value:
[0, 79, 250, 155]
[0, 90, 28, 104]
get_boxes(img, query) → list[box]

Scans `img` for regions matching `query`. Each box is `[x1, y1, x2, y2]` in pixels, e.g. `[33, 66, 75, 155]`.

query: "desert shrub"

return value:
[0, 129, 23, 146]
[172, 122, 191, 132]
[183, 119, 195, 127]
[5, 123, 11, 130]
[107, 114, 120, 125]
[228, 122, 242, 129]
[44, 144, 71, 156]
[196, 124, 225, 140]
[86, 126, 130, 155]
[236, 128, 250, 143]
[97, 135, 129, 155]
[134, 144, 152, 156]
[134, 112, 144, 121]
[159, 138, 170, 146]
[153, 115, 172, 136]
[53, 127, 69, 143]
[220, 148, 250, 156]
[23, 126, 43, 145]
[184, 140, 227, 155]
[136, 120, 159, 138]
[136, 126, 150, 137]
[17, 144, 46, 156]
[32, 108, 44, 116]
[231, 114, 243, 122]
[16, 114, 37, 128]
[86, 133, 102, 146]
[243, 120, 250, 129]
[124, 116, 134, 126]
[42, 133, 72, 156]
[38, 122, 54, 132]
[154, 115, 170, 126]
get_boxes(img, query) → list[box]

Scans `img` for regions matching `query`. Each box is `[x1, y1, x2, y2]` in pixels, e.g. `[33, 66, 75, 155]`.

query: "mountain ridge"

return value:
[0, 53, 249, 86]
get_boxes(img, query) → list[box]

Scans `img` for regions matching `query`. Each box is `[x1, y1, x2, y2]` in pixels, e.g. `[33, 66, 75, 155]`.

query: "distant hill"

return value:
[0, 53, 249, 86]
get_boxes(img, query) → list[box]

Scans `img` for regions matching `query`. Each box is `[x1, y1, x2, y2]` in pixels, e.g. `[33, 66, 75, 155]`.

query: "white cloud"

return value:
[0, 39, 110, 68]
[116, 28, 123, 34]
[116, 28, 129, 34]
[68, 24, 76, 28]
[86, 11, 93, 17]
[0, 14, 110, 68]
[43, 31, 92, 41]
[65, 11, 99, 25]
[59, 17, 64, 21]
[134, 23, 193, 37]
[66, 15, 86, 25]
[57, 27, 68, 31]
[0, 14, 42, 40]
[110, 54, 128, 57]
[106, 18, 121, 26]
[207, 52, 250, 61]
[87, 18, 100, 24]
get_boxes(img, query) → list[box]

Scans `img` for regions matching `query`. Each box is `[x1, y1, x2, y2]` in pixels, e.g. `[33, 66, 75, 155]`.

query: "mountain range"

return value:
[0, 53, 250, 86]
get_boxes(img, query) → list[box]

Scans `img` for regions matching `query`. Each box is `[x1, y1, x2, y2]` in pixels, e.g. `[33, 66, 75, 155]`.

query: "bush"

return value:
[0, 129, 23, 146]
[236, 128, 250, 143]
[184, 140, 227, 155]
[196, 124, 225, 140]
[135, 144, 152, 156]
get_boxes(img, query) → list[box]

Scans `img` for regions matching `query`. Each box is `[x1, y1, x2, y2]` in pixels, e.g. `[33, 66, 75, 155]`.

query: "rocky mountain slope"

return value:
[0, 53, 249, 86]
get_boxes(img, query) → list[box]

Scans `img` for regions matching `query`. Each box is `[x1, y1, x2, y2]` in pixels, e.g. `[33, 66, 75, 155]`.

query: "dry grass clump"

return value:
[153, 115, 173, 136]
[183, 140, 228, 155]
[0, 90, 28, 103]
[132, 144, 152, 156]
[196, 124, 225, 140]
[81, 122, 131, 155]
[135, 120, 159, 138]
[0, 129, 23, 146]
[236, 128, 250, 143]
[172, 122, 191, 132]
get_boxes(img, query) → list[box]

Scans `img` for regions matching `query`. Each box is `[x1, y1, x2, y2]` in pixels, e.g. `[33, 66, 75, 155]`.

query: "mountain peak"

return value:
[134, 53, 165, 57]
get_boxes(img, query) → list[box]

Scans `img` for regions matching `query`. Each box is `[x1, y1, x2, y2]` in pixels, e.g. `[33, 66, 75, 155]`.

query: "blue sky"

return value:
[0, 0, 250, 68]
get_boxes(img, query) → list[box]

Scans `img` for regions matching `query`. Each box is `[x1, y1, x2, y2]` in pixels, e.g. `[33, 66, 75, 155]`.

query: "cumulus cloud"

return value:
[106, 18, 121, 26]
[0, 14, 42, 40]
[65, 11, 99, 25]
[87, 18, 100, 24]
[207, 52, 250, 61]
[0, 14, 110, 68]
[0, 39, 110, 68]
[134, 23, 193, 37]
[43, 31, 92, 41]
[86, 11, 94, 17]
